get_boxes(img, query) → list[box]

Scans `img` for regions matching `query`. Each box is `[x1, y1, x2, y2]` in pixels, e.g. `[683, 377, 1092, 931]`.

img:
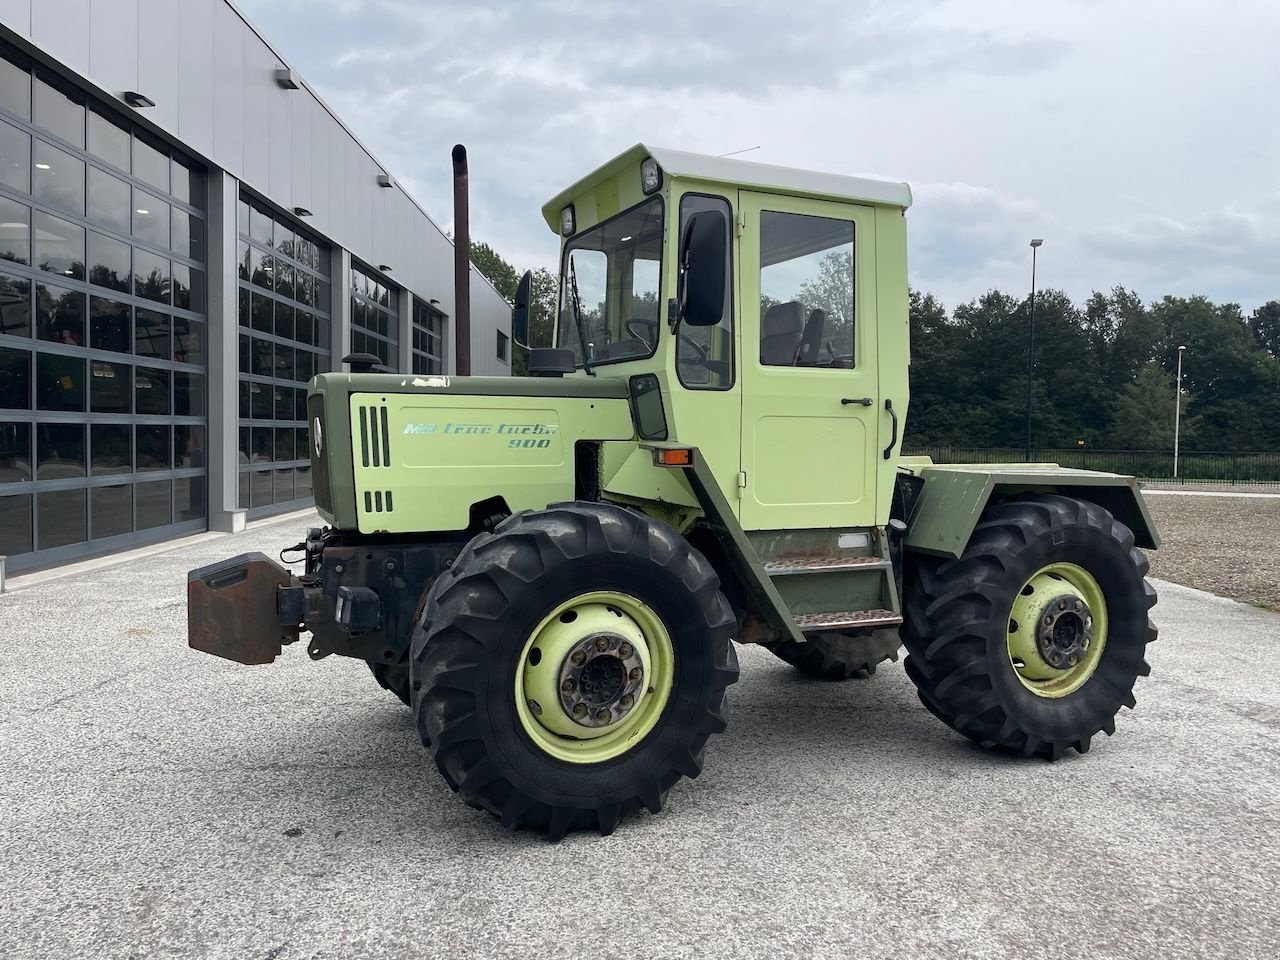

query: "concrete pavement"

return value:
[1, 512, 1278, 959]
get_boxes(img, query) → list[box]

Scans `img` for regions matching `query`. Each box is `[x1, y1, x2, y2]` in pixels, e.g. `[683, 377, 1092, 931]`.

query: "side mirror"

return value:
[512, 269, 533, 347]
[677, 210, 727, 327]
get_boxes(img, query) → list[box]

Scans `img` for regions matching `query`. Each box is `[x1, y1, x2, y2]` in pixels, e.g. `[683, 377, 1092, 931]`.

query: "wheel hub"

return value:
[1007, 563, 1109, 698]
[557, 632, 647, 728]
[1036, 594, 1094, 669]
[517, 596, 662, 746]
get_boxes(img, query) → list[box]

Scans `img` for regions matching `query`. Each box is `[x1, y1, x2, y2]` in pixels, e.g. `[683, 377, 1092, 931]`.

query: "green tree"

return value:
[1249, 300, 1280, 359]
[1107, 362, 1182, 448]
[469, 240, 519, 300]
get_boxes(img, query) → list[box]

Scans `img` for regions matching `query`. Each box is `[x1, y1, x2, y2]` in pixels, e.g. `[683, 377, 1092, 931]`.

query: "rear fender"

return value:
[902, 464, 1159, 559]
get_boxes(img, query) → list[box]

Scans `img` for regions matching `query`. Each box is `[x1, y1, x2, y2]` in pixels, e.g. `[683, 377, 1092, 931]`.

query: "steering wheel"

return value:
[624, 318, 712, 365]
[624, 318, 659, 350]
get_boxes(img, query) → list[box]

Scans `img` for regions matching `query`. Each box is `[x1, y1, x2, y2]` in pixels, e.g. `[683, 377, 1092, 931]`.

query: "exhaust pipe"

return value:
[451, 144, 471, 376]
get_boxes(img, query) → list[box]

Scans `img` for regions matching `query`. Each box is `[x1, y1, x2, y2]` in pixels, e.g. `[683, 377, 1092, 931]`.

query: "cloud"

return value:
[239, 0, 1279, 312]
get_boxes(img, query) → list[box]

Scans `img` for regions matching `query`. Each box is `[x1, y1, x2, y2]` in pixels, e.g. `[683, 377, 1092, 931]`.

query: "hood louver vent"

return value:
[357, 404, 393, 468]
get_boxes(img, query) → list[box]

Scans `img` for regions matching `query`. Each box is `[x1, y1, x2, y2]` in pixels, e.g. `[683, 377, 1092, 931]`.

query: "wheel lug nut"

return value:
[1044, 615, 1053, 625]
[618, 642, 633, 658]
[561, 678, 575, 692]
[1057, 600, 1067, 611]
[1074, 599, 1083, 611]
[595, 637, 609, 652]
[620, 694, 634, 709]
[629, 667, 642, 682]
[572, 703, 587, 718]
[595, 708, 610, 722]
[571, 650, 586, 666]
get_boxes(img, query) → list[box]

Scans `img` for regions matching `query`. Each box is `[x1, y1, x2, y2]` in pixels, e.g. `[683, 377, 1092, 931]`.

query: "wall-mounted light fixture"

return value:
[274, 68, 300, 90]
[378, 264, 393, 272]
[123, 91, 155, 108]
[428, 298, 440, 305]
[292, 206, 312, 217]
[376, 174, 394, 188]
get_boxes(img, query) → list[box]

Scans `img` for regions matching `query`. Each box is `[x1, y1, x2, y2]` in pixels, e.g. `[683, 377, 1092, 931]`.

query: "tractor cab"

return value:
[514, 144, 913, 532]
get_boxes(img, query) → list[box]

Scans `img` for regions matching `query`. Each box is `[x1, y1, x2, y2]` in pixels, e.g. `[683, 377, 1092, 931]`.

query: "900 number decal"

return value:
[509, 438, 552, 448]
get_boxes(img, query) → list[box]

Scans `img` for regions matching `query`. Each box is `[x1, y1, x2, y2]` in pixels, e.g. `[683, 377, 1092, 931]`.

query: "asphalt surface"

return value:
[2, 513, 1279, 960]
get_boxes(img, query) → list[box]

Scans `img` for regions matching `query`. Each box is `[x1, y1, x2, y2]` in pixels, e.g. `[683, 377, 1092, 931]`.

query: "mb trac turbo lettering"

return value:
[188, 146, 1159, 839]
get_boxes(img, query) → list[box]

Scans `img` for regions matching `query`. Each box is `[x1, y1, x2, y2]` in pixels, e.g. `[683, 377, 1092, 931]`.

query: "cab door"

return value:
[737, 191, 879, 530]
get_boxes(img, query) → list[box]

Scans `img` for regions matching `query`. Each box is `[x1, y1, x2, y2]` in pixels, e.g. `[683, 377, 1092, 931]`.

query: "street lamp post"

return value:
[1174, 344, 1187, 479]
[1024, 239, 1044, 461]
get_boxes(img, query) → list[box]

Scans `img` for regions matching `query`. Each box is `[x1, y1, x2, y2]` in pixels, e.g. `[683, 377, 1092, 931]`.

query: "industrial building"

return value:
[0, 0, 513, 573]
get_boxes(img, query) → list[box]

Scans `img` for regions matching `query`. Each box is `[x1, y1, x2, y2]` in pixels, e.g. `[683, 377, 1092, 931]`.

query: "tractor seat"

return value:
[796, 308, 826, 365]
[760, 301, 805, 366]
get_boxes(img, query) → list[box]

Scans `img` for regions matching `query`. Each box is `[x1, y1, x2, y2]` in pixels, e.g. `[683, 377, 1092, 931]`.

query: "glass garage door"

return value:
[0, 47, 208, 572]
[236, 195, 332, 517]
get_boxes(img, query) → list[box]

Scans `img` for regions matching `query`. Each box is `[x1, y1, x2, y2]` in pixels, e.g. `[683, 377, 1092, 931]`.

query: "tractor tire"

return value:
[410, 502, 739, 840]
[367, 660, 411, 707]
[764, 628, 901, 680]
[901, 494, 1157, 760]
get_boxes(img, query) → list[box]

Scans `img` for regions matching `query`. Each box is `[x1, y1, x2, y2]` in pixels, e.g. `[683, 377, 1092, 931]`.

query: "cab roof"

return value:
[540, 143, 912, 231]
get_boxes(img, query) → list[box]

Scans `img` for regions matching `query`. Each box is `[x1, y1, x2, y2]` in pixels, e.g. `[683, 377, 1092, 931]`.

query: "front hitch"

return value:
[187, 553, 302, 665]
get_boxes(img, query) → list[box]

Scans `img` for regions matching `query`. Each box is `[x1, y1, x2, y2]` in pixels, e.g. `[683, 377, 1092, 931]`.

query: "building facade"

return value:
[0, 0, 513, 573]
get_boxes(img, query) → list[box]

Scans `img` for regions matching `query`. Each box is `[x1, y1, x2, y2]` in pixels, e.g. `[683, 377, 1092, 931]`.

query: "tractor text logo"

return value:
[403, 422, 558, 438]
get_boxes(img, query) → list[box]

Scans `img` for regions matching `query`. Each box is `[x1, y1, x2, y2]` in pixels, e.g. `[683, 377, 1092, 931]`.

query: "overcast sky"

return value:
[238, 0, 1279, 313]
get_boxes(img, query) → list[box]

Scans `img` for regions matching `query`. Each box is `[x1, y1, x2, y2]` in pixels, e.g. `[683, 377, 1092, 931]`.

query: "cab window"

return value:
[758, 211, 855, 368]
[556, 197, 663, 367]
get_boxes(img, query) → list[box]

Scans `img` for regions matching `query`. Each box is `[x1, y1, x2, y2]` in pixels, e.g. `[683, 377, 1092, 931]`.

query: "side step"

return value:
[763, 556, 890, 576]
[794, 609, 903, 633]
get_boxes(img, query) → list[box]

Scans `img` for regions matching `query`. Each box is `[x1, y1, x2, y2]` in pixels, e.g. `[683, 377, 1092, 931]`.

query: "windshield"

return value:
[557, 197, 664, 367]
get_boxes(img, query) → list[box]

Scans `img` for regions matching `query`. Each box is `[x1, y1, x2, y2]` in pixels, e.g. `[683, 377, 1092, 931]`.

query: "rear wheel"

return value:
[764, 628, 901, 680]
[902, 494, 1157, 760]
[411, 502, 738, 839]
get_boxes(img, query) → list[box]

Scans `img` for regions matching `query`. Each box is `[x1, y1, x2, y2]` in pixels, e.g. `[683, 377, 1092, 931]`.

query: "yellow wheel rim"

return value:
[514, 591, 675, 764]
[1006, 562, 1108, 698]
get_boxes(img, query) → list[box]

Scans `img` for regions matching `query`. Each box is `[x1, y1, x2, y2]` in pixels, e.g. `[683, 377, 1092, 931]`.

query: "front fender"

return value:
[902, 463, 1159, 559]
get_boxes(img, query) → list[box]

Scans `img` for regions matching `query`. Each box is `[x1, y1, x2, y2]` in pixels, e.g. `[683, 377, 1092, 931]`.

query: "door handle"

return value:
[841, 397, 873, 406]
[883, 399, 898, 460]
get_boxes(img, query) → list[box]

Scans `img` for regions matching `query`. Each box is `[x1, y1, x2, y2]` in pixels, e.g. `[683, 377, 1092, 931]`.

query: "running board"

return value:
[794, 609, 903, 633]
[763, 556, 891, 576]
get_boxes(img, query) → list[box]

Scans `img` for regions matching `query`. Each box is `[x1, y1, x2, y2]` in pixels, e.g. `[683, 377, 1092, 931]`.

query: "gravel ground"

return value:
[2, 512, 1280, 959]
[1143, 492, 1280, 610]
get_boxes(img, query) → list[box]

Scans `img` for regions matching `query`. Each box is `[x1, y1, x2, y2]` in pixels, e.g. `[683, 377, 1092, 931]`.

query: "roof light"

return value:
[560, 204, 575, 237]
[136, 208, 149, 215]
[35, 162, 50, 170]
[640, 156, 662, 195]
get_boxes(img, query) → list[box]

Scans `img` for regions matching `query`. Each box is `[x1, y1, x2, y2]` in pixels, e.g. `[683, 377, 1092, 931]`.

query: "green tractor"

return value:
[189, 145, 1159, 839]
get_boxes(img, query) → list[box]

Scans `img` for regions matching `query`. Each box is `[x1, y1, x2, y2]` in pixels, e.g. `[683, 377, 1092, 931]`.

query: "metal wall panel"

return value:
[0, 0, 29, 35]
[137, 0, 178, 131]
[30, 0, 87, 68]
[176, 0, 215, 158]
[239, 28, 272, 189]
[211, 1, 244, 175]
[88, 0, 138, 98]
[266, 65, 291, 200]
[288, 84, 311, 213]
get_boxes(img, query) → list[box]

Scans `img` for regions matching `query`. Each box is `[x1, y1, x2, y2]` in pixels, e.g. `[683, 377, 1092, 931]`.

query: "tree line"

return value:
[470, 241, 1280, 453]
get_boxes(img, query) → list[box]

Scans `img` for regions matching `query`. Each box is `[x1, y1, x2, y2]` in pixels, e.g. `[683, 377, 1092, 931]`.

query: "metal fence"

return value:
[905, 447, 1280, 487]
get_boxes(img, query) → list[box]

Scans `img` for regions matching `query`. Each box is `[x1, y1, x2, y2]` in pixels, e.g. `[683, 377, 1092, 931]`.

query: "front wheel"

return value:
[411, 502, 739, 839]
[902, 494, 1157, 760]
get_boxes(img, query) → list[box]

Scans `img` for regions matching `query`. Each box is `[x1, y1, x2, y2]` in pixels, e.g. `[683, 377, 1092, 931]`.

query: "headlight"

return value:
[560, 205, 575, 237]
[640, 157, 662, 194]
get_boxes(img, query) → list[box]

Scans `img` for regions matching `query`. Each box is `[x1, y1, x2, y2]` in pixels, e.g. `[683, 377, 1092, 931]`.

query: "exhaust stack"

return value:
[451, 144, 471, 376]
